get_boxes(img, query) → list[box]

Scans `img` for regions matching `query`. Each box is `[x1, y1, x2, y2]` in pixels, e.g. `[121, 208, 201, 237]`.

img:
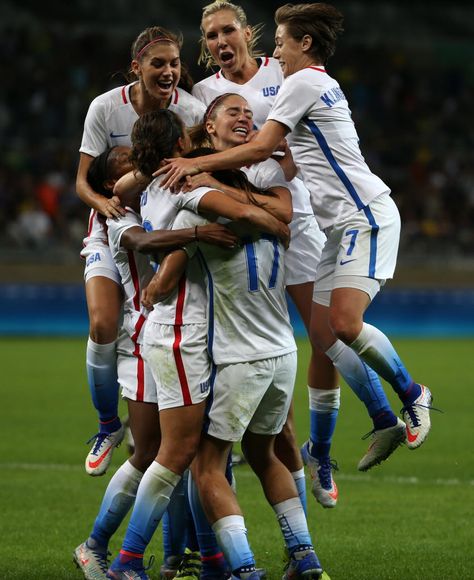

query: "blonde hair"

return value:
[198, 0, 264, 69]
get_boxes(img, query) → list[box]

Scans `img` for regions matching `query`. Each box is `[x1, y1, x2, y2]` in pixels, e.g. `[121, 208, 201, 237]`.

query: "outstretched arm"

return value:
[141, 249, 188, 308]
[156, 120, 289, 190]
[120, 223, 237, 254]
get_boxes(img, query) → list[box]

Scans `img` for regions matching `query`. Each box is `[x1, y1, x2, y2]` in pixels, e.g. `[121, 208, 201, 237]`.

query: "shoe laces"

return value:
[400, 400, 442, 428]
[86, 432, 110, 455]
[175, 550, 201, 578]
[87, 546, 110, 573]
[317, 457, 338, 490]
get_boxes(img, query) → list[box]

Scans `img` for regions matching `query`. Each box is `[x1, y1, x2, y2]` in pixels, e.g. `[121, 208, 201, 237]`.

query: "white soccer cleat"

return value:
[73, 541, 109, 580]
[401, 385, 433, 450]
[357, 418, 406, 472]
[85, 425, 125, 476]
[301, 441, 338, 508]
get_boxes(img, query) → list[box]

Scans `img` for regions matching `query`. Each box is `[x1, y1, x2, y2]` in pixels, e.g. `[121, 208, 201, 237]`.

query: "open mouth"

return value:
[233, 126, 249, 136]
[219, 51, 234, 64]
[157, 80, 174, 91]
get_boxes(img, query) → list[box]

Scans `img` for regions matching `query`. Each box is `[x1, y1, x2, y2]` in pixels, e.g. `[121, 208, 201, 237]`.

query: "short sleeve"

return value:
[267, 76, 319, 132]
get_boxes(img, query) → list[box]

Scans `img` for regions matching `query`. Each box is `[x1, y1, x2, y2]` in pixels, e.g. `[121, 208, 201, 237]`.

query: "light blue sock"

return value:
[86, 338, 121, 433]
[90, 460, 143, 548]
[162, 476, 188, 559]
[350, 323, 421, 403]
[326, 340, 397, 430]
[212, 515, 255, 575]
[188, 472, 226, 568]
[273, 497, 313, 556]
[308, 387, 340, 459]
[121, 461, 181, 556]
[291, 469, 307, 516]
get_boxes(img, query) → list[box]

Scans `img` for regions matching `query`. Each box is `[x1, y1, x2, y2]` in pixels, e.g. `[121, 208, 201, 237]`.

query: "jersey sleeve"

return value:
[248, 158, 288, 191]
[106, 209, 141, 252]
[174, 186, 218, 213]
[172, 209, 209, 259]
[267, 75, 318, 132]
[79, 97, 108, 157]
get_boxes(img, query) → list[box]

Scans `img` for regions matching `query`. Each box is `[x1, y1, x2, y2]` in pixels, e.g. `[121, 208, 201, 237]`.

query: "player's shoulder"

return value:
[172, 88, 206, 124]
[88, 83, 135, 111]
[294, 66, 336, 87]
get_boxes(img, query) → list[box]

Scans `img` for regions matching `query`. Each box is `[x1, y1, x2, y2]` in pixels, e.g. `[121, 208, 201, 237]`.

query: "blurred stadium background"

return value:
[1, 0, 474, 336]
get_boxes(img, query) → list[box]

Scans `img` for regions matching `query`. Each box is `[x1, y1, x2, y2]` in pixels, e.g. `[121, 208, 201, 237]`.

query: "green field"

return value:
[1, 337, 473, 579]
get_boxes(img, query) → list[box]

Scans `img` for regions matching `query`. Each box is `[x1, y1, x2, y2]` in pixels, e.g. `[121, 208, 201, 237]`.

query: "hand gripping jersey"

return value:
[173, 209, 297, 365]
[106, 209, 154, 343]
[267, 66, 390, 230]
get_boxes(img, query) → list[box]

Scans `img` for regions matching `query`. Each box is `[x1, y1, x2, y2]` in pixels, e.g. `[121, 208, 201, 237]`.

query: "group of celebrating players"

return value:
[72, 3, 434, 579]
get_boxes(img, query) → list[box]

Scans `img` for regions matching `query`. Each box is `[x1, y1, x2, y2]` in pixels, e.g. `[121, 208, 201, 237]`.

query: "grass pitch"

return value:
[0, 337, 473, 579]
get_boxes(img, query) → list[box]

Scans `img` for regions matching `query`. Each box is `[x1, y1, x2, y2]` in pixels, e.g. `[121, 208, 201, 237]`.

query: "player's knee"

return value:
[89, 314, 119, 343]
[329, 309, 361, 344]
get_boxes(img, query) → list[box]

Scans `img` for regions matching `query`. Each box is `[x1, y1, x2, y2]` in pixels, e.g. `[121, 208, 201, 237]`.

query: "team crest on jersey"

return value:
[262, 85, 280, 97]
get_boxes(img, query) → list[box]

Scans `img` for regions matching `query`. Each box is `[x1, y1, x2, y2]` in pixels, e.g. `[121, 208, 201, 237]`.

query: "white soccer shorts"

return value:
[314, 192, 401, 298]
[143, 321, 212, 410]
[117, 328, 157, 404]
[206, 351, 297, 442]
[285, 214, 326, 286]
[82, 242, 121, 285]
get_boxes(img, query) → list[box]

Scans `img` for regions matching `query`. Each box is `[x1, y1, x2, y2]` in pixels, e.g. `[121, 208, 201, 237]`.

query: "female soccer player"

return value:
[106, 110, 290, 580]
[74, 145, 237, 580]
[133, 168, 325, 579]
[157, 3, 434, 469]
[192, 0, 341, 507]
[76, 26, 206, 476]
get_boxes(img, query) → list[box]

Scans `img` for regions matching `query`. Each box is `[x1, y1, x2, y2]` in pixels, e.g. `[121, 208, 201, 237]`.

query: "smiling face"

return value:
[273, 24, 311, 78]
[202, 9, 252, 75]
[133, 41, 181, 104]
[206, 94, 253, 151]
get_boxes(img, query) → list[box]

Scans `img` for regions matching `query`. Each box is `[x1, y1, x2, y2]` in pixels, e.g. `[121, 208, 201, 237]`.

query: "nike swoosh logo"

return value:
[110, 131, 128, 138]
[406, 426, 418, 443]
[328, 485, 338, 500]
[340, 258, 356, 265]
[88, 445, 113, 469]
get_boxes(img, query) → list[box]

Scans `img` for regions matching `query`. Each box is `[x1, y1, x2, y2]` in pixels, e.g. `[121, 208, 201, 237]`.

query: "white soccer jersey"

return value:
[193, 57, 282, 129]
[174, 210, 296, 365]
[242, 159, 314, 217]
[80, 83, 205, 158]
[82, 209, 108, 247]
[107, 208, 154, 342]
[194, 59, 314, 217]
[267, 66, 390, 230]
[79, 83, 205, 250]
[140, 181, 213, 325]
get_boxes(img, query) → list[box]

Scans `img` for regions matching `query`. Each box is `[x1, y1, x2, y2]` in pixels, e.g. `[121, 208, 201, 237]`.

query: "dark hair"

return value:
[87, 148, 116, 197]
[185, 147, 271, 208]
[274, 3, 344, 65]
[130, 109, 185, 178]
[131, 26, 183, 62]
